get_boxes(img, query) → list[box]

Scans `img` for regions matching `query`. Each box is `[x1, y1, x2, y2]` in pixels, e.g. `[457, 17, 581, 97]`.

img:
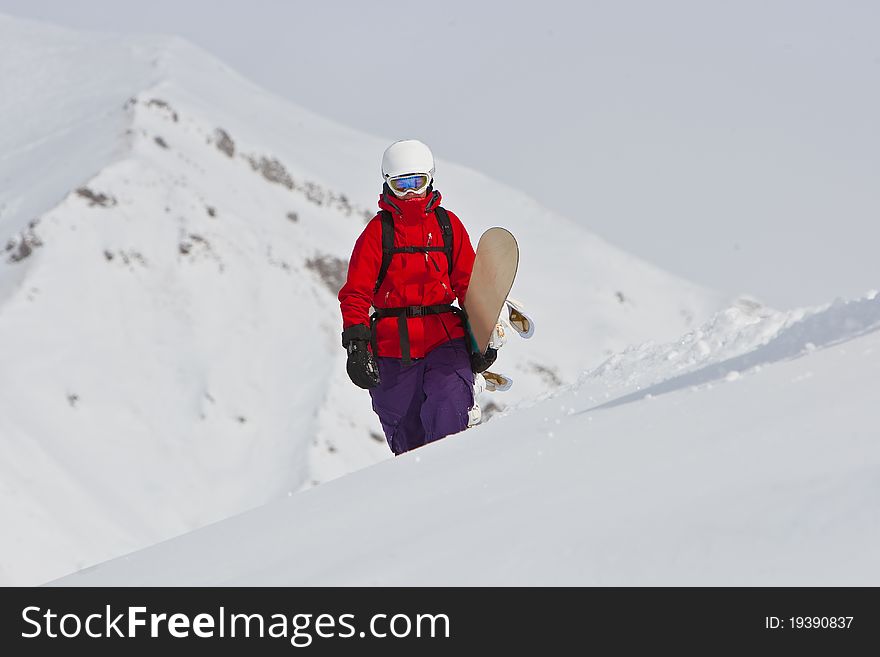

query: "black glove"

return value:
[470, 347, 498, 373]
[342, 325, 380, 389]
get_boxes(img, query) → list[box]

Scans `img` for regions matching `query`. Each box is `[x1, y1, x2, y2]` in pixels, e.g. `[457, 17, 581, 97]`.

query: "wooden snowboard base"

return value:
[462, 227, 519, 354]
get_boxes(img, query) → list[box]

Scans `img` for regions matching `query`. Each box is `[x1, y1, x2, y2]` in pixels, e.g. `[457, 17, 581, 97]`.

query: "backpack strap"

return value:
[434, 206, 454, 277]
[374, 210, 395, 295]
[371, 304, 459, 367]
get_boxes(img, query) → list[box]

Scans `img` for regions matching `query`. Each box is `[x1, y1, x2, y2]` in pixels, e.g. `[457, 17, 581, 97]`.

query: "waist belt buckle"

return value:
[410, 306, 423, 317]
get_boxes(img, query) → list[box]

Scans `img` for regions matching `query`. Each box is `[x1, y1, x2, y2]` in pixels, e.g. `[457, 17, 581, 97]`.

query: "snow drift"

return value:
[54, 292, 880, 585]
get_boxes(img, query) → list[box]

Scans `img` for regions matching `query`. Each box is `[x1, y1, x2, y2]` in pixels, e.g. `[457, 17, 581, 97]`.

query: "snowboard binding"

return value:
[503, 296, 535, 339]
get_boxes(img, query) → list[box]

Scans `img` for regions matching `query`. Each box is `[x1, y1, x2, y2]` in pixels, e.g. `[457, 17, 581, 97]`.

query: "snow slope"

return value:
[53, 292, 880, 586]
[0, 14, 723, 586]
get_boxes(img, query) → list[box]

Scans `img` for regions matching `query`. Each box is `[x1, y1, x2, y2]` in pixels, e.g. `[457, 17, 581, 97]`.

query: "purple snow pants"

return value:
[369, 338, 475, 455]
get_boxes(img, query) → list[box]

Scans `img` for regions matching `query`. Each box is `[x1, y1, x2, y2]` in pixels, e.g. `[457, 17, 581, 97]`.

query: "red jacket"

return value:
[339, 188, 476, 359]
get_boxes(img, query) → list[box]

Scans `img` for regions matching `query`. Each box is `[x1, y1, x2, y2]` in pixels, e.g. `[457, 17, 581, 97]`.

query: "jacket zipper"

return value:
[426, 232, 440, 273]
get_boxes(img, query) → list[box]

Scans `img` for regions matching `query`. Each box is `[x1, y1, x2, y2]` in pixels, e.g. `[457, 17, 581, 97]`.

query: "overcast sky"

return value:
[1, 0, 877, 308]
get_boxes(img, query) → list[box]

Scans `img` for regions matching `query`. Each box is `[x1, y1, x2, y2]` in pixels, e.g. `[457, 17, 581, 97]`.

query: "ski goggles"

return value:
[386, 173, 431, 196]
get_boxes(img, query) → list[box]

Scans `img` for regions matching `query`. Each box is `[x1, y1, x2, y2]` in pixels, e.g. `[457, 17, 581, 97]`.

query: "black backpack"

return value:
[373, 206, 454, 294]
[369, 206, 465, 367]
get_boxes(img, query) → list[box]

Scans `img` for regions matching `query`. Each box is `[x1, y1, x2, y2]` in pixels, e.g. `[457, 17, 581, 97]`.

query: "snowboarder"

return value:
[338, 139, 494, 455]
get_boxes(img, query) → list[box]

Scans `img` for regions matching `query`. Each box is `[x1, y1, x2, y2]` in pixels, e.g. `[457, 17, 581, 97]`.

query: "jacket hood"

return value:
[378, 184, 442, 221]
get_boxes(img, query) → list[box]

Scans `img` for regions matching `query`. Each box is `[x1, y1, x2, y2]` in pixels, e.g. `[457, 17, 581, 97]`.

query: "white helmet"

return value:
[381, 139, 435, 181]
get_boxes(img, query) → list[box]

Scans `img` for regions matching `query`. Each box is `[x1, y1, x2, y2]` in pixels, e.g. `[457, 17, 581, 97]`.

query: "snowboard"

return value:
[461, 227, 519, 354]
